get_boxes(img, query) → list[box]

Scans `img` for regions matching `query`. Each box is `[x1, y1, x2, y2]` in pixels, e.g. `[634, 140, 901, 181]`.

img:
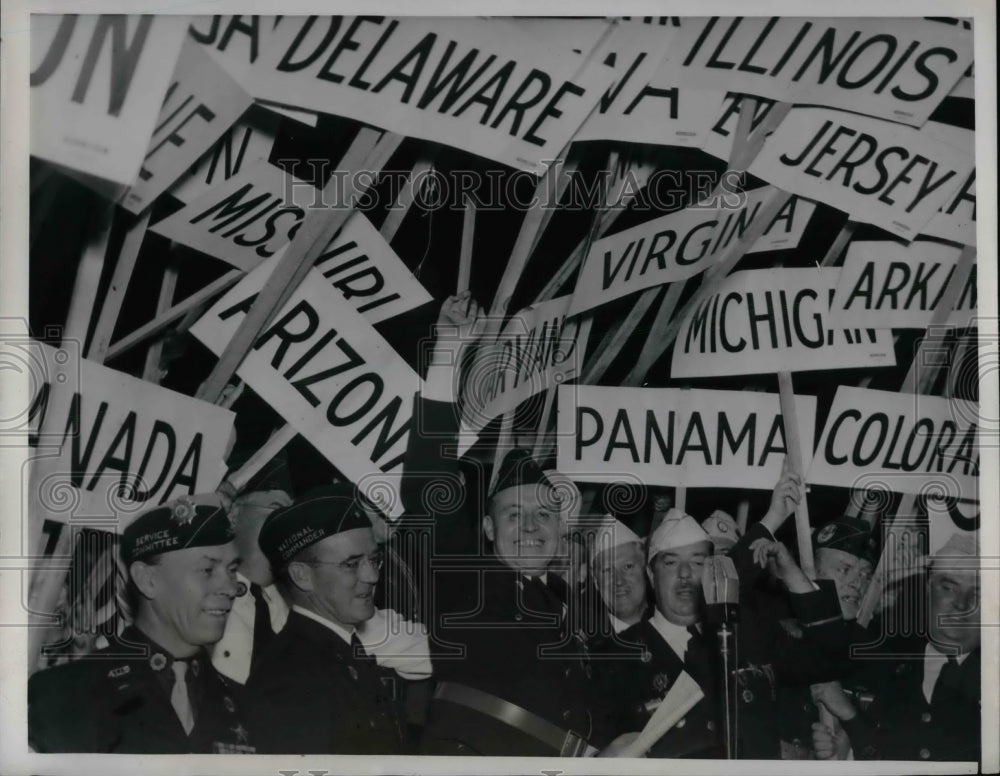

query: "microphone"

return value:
[701, 555, 739, 626]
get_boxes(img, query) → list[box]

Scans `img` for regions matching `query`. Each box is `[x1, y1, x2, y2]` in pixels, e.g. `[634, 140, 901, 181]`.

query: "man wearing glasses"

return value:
[245, 485, 409, 753]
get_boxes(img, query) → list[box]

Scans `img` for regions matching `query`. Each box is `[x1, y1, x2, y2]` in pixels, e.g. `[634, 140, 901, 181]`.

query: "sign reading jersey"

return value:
[191, 276, 422, 518]
[248, 16, 615, 173]
[672, 268, 896, 378]
[808, 386, 979, 501]
[557, 385, 816, 490]
[30, 343, 235, 526]
[30, 14, 188, 188]
[748, 108, 973, 240]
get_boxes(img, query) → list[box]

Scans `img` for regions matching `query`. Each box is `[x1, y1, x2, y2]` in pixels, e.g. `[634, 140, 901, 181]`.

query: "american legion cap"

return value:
[120, 494, 235, 566]
[812, 516, 878, 564]
[257, 483, 371, 570]
[489, 448, 553, 499]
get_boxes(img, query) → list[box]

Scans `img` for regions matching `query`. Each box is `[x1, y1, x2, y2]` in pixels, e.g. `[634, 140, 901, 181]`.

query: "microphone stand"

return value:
[716, 619, 737, 759]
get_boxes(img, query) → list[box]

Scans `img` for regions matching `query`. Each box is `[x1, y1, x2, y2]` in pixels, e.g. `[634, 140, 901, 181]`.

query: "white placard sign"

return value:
[830, 240, 977, 329]
[660, 17, 972, 126]
[191, 272, 422, 518]
[807, 386, 979, 501]
[699, 92, 782, 162]
[462, 295, 590, 434]
[196, 212, 432, 327]
[556, 385, 817, 490]
[672, 268, 896, 378]
[168, 108, 280, 204]
[568, 187, 815, 316]
[30, 14, 188, 186]
[921, 123, 976, 246]
[121, 36, 254, 214]
[747, 108, 974, 240]
[247, 16, 616, 174]
[30, 343, 235, 525]
[151, 162, 317, 272]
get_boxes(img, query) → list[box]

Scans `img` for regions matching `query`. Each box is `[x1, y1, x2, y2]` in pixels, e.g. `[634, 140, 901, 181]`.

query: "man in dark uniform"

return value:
[400, 293, 597, 756]
[599, 505, 849, 759]
[811, 531, 981, 762]
[775, 516, 878, 758]
[28, 495, 255, 754]
[246, 484, 408, 754]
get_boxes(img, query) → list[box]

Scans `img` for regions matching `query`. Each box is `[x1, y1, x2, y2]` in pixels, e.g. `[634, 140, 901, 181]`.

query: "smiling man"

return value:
[400, 293, 597, 756]
[813, 517, 877, 620]
[589, 516, 649, 635]
[245, 484, 407, 754]
[28, 496, 254, 754]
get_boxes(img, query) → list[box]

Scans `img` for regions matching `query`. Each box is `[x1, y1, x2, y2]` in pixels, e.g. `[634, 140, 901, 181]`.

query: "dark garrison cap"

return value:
[489, 448, 552, 500]
[121, 495, 235, 565]
[258, 483, 371, 570]
[813, 517, 878, 564]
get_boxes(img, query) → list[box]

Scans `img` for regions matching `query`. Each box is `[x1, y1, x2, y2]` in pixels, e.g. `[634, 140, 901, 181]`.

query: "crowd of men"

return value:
[28, 294, 982, 760]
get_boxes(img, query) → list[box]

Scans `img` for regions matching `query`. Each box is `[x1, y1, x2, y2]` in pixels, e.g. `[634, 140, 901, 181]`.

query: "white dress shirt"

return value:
[650, 608, 695, 661]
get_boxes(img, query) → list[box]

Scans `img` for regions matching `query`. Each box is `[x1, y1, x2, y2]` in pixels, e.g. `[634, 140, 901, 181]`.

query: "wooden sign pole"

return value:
[89, 211, 151, 363]
[196, 128, 401, 404]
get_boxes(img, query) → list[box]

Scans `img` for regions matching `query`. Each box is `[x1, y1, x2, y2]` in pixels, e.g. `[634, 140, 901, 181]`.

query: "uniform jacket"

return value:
[28, 626, 254, 754]
[595, 525, 848, 759]
[245, 610, 406, 754]
[841, 635, 980, 762]
[401, 396, 596, 751]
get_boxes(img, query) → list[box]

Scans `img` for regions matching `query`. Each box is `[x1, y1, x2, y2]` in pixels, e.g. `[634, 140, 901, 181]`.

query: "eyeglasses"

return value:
[305, 551, 385, 575]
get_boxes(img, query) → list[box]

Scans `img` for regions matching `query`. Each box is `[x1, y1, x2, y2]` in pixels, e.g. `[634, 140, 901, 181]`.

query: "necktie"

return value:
[170, 661, 195, 735]
[684, 625, 713, 688]
[351, 633, 379, 671]
[931, 655, 962, 706]
[249, 583, 276, 671]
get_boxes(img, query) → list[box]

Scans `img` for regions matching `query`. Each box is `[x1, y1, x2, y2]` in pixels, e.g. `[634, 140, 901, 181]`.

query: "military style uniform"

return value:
[246, 610, 406, 753]
[401, 396, 596, 755]
[838, 636, 980, 761]
[595, 524, 848, 759]
[28, 626, 254, 753]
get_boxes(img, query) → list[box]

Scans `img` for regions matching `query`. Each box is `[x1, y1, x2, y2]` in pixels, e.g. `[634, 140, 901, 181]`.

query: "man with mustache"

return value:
[600, 508, 848, 758]
[28, 496, 254, 753]
[245, 484, 408, 753]
[400, 292, 597, 756]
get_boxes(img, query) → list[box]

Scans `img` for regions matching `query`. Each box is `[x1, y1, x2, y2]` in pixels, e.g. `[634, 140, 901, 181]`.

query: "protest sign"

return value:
[672, 268, 896, 378]
[29, 342, 235, 525]
[247, 16, 616, 173]
[196, 211, 432, 327]
[463, 295, 590, 434]
[569, 187, 815, 316]
[807, 386, 979, 500]
[121, 36, 253, 214]
[921, 122, 976, 245]
[556, 385, 817, 489]
[30, 14, 188, 187]
[830, 240, 977, 329]
[168, 107, 280, 204]
[661, 17, 972, 126]
[747, 107, 974, 240]
[151, 161, 317, 272]
[191, 263, 421, 518]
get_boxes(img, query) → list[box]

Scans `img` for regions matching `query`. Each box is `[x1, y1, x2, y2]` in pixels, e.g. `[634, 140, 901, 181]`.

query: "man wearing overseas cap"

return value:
[810, 529, 981, 762]
[28, 496, 255, 754]
[598, 499, 851, 759]
[399, 293, 598, 756]
[587, 515, 650, 638]
[775, 515, 879, 758]
[244, 483, 410, 753]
